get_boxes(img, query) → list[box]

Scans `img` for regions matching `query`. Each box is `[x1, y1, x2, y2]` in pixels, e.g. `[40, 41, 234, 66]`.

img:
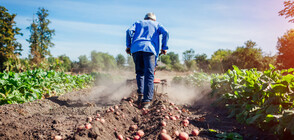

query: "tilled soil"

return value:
[0, 86, 278, 140]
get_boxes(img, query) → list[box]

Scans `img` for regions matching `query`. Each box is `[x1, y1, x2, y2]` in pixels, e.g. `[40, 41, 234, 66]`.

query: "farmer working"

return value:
[126, 12, 169, 109]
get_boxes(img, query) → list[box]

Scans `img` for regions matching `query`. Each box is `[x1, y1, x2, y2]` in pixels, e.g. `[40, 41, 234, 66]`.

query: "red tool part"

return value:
[154, 78, 161, 83]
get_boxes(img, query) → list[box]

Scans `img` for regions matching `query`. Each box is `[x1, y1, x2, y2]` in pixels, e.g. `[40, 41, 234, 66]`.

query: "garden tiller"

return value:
[126, 53, 167, 94]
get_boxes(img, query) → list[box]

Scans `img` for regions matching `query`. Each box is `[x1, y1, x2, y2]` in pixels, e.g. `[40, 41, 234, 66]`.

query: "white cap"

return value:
[144, 12, 156, 21]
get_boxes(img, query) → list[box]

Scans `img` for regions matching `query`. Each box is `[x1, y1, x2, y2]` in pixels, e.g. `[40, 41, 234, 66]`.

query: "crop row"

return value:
[172, 66, 294, 137]
[172, 72, 211, 87]
[211, 65, 294, 137]
[0, 69, 94, 105]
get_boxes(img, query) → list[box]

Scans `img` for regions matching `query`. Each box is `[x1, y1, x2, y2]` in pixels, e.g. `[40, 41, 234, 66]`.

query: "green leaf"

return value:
[246, 113, 263, 124]
[216, 132, 243, 140]
[271, 83, 288, 93]
[269, 64, 275, 69]
[25, 92, 37, 100]
[266, 105, 280, 114]
[208, 129, 217, 133]
[282, 74, 294, 84]
[265, 114, 281, 123]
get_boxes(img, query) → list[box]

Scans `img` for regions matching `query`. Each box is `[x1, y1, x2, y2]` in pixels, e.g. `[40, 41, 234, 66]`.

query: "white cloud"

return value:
[52, 19, 126, 37]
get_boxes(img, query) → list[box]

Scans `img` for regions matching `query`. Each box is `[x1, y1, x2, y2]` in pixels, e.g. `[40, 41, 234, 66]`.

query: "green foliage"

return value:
[58, 54, 72, 71]
[115, 54, 126, 68]
[0, 69, 93, 105]
[276, 29, 294, 69]
[171, 63, 186, 72]
[182, 49, 197, 70]
[172, 72, 211, 87]
[156, 65, 172, 71]
[78, 55, 90, 68]
[186, 60, 197, 71]
[183, 48, 195, 62]
[4, 57, 23, 72]
[211, 65, 294, 137]
[27, 7, 55, 64]
[210, 40, 275, 72]
[90, 51, 116, 71]
[210, 49, 232, 73]
[47, 55, 72, 72]
[160, 55, 171, 65]
[216, 132, 243, 140]
[195, 53, 209, 72]
[158, 52, 183, 71]
[0, 6, 22, 71]
[167, 52, 180, 65]
[223, 40, 264, 71]
[261, 55, 277, 70]
[279, 0, 294, 23]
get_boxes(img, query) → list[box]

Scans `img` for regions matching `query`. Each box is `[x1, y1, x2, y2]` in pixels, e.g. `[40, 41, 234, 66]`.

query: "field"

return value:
[0, 70, 287, 140]
[1, 1, 294, 139]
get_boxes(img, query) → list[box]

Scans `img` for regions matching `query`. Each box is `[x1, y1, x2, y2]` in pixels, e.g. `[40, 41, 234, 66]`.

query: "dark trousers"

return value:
[132, 51, 155, 102]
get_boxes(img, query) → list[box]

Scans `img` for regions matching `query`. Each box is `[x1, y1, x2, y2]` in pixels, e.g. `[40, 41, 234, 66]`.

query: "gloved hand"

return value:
[161, 49, 167, 55]
[126, 48, 131, 55]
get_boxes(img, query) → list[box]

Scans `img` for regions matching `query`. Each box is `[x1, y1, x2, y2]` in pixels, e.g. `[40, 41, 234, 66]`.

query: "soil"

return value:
[0, 83, 279, 140]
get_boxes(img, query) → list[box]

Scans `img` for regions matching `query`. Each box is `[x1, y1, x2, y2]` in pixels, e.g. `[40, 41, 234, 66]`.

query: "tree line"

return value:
[1, 1, 294, 73]
[0, 6, 54, 72]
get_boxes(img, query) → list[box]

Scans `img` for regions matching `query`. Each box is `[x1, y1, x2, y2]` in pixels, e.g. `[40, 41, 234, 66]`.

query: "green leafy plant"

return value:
[172, 72, 211, 87]
[0, 69, 94, 105]
[216, 132, 243, 140]
[211, 65, 294, 137]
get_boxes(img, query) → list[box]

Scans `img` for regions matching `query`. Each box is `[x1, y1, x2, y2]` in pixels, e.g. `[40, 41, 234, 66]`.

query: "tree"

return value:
[276, 29, 294, 69]
[115, 54, 126, 68]
[182, 48, 195, 62]
[90, 51, 116, 71]
[101, 53, 116, 70]
[223, 40, 264, 71]
[48, 56, 62, 71]
[0, 6, 22, 71]
[210, 49, 232, 73]
[261, 55, 276, 70]
[160, 55, 171, 65]
[194, 53, 209, 71]
[27, 7, 55, 64]
[279, 0, 294, 23]
[183, 49, 196, 70]
[58, 54, 72, 71]
[91, 51, 104, 70]
[167, 52, 180, 65]
[78, 55, 90, 68]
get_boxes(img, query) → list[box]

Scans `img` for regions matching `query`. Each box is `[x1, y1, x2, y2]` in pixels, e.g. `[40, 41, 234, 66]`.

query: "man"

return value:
[126, 12, 169, 108]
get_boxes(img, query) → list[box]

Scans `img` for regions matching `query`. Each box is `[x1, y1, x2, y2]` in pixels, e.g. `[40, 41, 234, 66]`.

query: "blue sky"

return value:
[1, 0, 294, 61]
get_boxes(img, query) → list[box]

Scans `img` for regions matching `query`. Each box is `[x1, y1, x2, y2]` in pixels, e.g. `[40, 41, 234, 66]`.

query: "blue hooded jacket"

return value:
[126, 20, 169, 56]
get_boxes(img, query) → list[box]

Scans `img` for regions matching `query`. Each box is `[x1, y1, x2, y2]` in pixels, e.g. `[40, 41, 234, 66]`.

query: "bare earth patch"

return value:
[0, 85, 277, 140]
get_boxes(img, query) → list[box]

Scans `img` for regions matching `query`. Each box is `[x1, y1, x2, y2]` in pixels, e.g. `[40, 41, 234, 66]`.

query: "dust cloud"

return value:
[82, 82, 133, 106]
[167, 83, 212, 106]
[72, 70, 213, 107]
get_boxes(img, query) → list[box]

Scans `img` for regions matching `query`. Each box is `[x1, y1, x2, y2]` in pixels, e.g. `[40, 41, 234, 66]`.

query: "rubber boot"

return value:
[136, 94, 143, 106]
[141, 102, 151, 109]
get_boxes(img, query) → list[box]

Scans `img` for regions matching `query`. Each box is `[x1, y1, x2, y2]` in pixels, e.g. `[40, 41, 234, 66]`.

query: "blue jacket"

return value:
[126, 20, 169, 56]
